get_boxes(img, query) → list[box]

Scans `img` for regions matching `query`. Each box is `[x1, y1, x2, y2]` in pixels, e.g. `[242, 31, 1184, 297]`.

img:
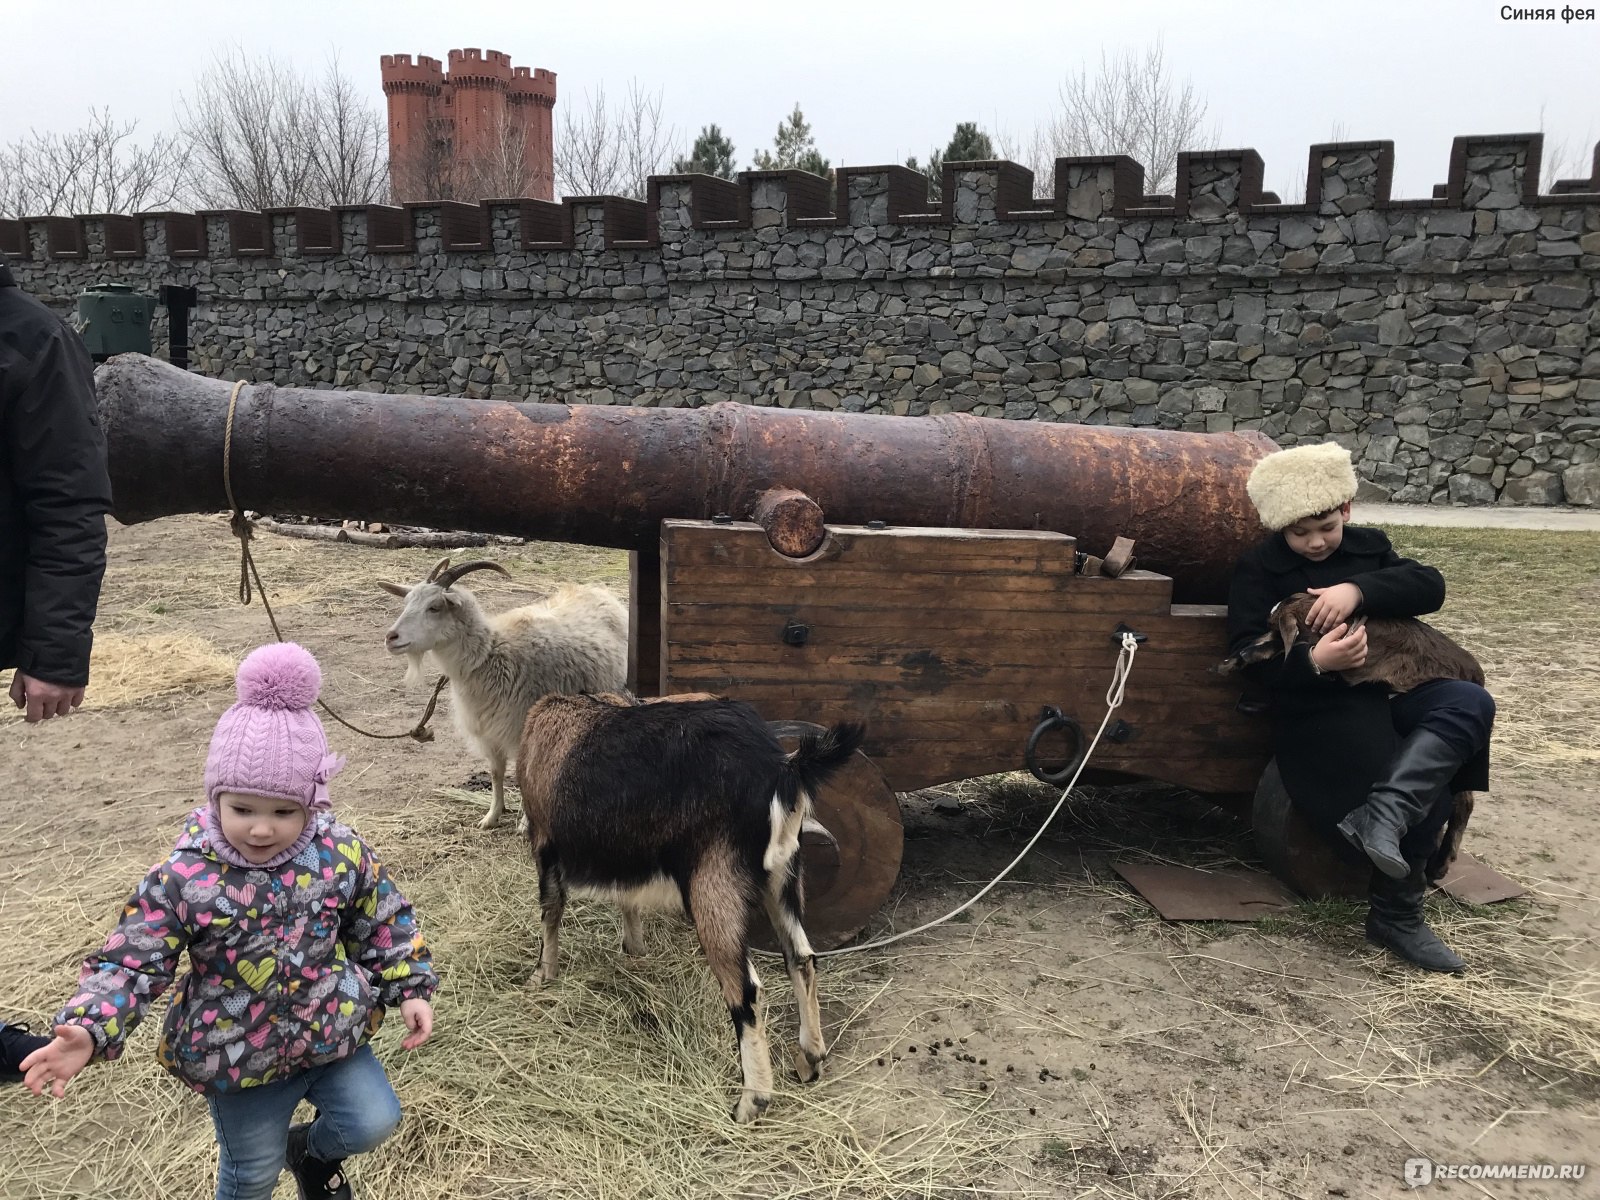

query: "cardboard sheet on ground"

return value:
[1114, 854, 1525, 921]
[1434, 852, 1527, 904]
[1111, 862, 1297, 921]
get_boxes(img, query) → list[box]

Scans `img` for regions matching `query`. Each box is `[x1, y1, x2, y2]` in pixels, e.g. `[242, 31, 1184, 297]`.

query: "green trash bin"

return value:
[77, 283, 153, 361]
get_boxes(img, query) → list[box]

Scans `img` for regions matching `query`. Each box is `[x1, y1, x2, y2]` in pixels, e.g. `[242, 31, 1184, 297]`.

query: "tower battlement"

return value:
[379, 53, 444, 92]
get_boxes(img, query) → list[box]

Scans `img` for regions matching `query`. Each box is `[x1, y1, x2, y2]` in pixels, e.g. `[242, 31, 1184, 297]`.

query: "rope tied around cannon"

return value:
[221, 379, 445, 743]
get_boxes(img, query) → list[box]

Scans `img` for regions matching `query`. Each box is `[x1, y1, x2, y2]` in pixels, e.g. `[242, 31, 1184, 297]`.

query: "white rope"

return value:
[816, 630, 1142, 958]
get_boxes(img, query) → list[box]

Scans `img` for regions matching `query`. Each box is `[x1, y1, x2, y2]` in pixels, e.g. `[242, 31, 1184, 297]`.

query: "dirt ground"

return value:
[3, 514, 1597, 1199]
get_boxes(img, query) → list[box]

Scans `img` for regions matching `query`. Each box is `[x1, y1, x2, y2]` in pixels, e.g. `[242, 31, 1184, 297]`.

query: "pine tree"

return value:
[944, 122, 994, 164]
[907, 123, 996, 202]
[751, 104, 829, 176]
[673, 124, 736, 179]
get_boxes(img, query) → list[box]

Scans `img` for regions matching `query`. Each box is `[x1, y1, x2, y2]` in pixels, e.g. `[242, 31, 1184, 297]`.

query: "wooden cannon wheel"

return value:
[761, 721, 904, 952]
[1251, 759, 1369, 902]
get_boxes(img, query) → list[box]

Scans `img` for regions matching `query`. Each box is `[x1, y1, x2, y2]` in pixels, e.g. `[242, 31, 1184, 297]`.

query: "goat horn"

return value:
[425, 556, 452, 583]
[435, 560, 512, 589]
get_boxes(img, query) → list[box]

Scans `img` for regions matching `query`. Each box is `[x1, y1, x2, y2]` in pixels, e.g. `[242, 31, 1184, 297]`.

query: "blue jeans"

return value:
[206, 1043, 402, 1200]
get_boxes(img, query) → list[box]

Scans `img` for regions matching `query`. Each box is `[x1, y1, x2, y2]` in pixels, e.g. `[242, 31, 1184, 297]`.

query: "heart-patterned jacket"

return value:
[54, 808, 438, 1093]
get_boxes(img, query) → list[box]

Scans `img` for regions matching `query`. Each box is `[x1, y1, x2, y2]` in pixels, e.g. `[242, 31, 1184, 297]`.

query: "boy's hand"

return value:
[1305, 583, 1363, 632]
[399, 998, 433, 1050]
[20, 1025, 95, 1098]
[1312, 622, 1368, 672]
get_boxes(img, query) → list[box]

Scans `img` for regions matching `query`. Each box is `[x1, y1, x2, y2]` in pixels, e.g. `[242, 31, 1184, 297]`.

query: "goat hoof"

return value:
[477, 812, 502, 831]
[621, 939, 647, 957]
[732, 1093, 771, 1124]
[793, 1048, 824, 1083]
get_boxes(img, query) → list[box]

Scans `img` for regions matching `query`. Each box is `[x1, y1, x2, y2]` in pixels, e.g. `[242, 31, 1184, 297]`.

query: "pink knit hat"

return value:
[204, 643, 345, 811]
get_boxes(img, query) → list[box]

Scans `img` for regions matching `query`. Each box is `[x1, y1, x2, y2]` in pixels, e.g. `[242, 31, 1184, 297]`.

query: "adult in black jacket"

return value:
[1228, 443, 1493, 974]
[0, 263, 113, 722]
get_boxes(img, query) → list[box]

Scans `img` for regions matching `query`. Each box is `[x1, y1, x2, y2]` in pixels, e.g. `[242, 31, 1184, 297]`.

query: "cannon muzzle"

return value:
[97, 353, 1275, 602]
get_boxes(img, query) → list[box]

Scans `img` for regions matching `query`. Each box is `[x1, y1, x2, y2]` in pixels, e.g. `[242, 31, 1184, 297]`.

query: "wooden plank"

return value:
[662, 654, 1235, 689]
[659, 620, 1222, 659]
[663, 579, 1174, 617]
[662, 604, 1222, 633]
[663, 520, 1077, 562]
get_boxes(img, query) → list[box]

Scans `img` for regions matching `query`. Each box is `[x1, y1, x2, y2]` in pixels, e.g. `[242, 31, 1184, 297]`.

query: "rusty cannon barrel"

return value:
[97, 353, 1276, 603]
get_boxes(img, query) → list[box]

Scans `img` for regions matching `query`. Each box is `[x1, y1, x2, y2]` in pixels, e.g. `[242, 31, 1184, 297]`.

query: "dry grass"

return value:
[0, 630, 236, 724]
[4, 791, 1025, 1200]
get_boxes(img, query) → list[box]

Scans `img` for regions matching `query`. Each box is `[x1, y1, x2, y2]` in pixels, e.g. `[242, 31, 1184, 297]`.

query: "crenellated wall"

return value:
[5, 134, 1599, 505]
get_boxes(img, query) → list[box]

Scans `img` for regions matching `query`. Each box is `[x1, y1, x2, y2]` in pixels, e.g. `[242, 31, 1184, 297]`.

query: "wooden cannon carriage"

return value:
[96, 354, 1328, 946]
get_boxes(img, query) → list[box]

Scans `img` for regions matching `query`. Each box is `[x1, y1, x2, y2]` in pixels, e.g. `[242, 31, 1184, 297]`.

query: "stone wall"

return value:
[6, 134, 1599, 505]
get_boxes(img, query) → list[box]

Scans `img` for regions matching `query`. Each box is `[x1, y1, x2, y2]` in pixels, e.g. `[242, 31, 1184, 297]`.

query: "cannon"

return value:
[97, 354, 1288, 945]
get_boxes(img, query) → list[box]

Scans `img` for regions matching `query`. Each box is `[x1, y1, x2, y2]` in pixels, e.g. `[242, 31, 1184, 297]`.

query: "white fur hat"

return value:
[1245, 442, 1358, 531]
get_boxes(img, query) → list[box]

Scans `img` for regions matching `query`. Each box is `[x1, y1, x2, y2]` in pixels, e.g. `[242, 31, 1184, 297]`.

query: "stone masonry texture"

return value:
[5, 135, 1598, 506]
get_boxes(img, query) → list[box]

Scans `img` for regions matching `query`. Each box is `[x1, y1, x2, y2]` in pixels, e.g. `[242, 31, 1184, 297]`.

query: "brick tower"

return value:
[381, 48, 557, 201]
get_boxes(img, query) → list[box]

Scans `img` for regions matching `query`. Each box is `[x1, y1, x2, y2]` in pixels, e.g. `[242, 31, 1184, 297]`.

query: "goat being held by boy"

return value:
[1217, 591, 1485, 694]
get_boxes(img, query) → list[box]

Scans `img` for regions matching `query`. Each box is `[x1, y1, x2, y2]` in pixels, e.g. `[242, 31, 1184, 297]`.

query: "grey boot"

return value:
[1338, 729, 1464, 879]
[1366, 865, 1466, 974]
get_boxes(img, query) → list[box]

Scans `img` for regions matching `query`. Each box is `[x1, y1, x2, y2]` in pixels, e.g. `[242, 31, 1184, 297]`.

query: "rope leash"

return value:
[221, 380, 445, 743]
[816, 629, 1142, 958]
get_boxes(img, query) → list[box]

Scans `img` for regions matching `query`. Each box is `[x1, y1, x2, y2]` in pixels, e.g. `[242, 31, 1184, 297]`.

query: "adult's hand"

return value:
[8, 672, 86, 722]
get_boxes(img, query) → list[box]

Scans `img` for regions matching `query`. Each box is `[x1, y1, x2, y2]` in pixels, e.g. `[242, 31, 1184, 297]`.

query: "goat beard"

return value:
[402, 650, 430, 689]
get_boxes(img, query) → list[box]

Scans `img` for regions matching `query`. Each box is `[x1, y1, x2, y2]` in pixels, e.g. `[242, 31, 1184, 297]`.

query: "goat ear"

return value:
[377, 581, 410, 598]
[1276, 617, 1300, 657]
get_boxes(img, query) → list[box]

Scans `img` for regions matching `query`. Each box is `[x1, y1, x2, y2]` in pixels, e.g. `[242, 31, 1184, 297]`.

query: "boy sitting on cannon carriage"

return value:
[1225, 443, 1494, 974]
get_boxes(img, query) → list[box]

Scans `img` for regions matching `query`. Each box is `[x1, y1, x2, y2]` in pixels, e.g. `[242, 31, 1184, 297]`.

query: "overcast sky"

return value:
[5, 0, 1597, 203]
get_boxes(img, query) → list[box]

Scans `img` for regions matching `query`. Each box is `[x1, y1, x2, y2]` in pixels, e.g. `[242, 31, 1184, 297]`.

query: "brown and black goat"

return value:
[1217, 592, 1484, 692]
[516, 691, 865, 1123]
[1217, 592, 1486, 878]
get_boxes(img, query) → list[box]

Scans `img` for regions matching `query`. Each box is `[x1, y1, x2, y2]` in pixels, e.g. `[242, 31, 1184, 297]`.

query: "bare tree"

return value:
[307, 54, 389, 206]
[1538, 105, 1597, 192]
[554, 81, 674, 199]
[1036, 41, 1213, 196]
[178, 47, 386, 209]
[470, 109, 537, 198]
[389, 115, 461, 203]
[0, 108, 188, 218]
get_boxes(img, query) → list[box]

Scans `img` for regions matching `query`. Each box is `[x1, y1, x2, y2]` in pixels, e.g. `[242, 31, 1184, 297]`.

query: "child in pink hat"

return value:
[21, 642, 438, 1200]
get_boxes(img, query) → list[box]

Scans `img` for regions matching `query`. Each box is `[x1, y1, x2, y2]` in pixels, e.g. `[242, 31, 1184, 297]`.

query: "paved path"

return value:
[1358, 502, 1600, 531]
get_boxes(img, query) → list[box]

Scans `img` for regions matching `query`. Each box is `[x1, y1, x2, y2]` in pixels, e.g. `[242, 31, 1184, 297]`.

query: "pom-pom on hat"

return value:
[1245, 442, 1359, 531]
[204, 642, 345, 811]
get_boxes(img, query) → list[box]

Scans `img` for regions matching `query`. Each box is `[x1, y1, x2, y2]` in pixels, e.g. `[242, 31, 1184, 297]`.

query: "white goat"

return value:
[380, 558, 628, 829]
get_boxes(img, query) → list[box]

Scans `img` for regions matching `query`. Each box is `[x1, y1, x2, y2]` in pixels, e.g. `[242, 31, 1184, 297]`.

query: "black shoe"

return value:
[1339, 729, 1464, 879]
[286, 1122, 353, 1200]
[1366, 865, 1466, 974]
[0, 1021, 51, 1082]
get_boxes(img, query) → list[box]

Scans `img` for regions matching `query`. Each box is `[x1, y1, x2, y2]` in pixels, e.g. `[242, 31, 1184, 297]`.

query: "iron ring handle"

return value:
[1024, 706, 1087, 787]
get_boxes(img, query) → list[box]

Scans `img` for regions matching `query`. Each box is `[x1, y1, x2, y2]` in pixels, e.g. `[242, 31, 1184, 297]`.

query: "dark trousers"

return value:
[1389, 679, 1496, 860]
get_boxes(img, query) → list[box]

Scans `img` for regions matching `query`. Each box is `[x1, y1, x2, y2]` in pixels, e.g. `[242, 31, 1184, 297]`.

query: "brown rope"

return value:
[222, 379, 443, 743]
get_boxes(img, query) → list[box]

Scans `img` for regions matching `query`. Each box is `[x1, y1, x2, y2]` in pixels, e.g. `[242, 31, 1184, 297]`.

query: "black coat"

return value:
[1225, 525, 1490, 835]
[0, 265, 112, 687]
